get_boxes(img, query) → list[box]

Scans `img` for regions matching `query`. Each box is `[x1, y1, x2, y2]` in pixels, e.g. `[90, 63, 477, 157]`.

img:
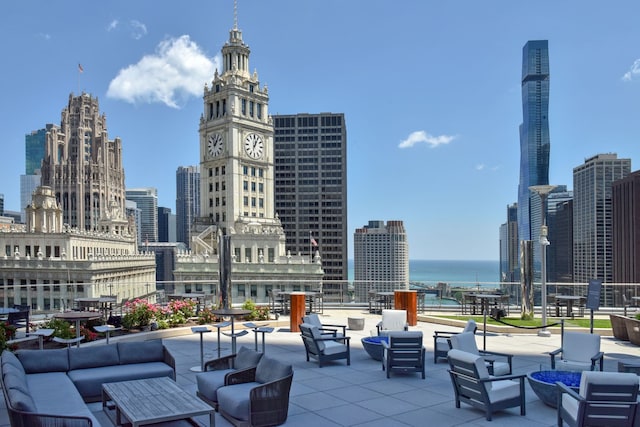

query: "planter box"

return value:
[624, 317, 640, 346]
[610, 314, 630, 341]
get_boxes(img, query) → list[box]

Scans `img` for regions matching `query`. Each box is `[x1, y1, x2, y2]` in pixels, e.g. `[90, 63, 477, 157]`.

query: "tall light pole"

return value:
[529, 185, 557, 337]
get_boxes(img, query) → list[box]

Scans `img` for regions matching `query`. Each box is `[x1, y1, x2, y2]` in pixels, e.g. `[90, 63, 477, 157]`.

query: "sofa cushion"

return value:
[217, 381, 258, 421]
[27, 372, 98, 425]
[6, 388, 36, 412]
[234, 346, 263, 370]
[16, 348, 69, 373]
[69, 344, 120, 370]
[118, 340, 164, 364]
[3, 371, 29, 394]
[196, 369, 234, 403]
[255, 356, 292, 384]
[68, 362, 174, 399]
[2, 350, 25, 375]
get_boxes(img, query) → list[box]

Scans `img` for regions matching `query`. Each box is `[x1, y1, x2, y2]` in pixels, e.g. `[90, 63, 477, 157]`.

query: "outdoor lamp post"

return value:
[529, 185, 557, 337]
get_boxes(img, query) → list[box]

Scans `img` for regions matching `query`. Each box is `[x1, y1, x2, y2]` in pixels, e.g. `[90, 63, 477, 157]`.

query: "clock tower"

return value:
[194, 12, 286, 260]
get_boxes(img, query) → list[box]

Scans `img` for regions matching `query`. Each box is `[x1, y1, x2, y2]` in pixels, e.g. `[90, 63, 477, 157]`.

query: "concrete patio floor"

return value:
[2, 309, 640, 426]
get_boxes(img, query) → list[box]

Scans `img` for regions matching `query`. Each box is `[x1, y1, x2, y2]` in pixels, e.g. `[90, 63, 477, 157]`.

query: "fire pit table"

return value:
[526, 370, 581, 408]
[361, 336, 389, 361]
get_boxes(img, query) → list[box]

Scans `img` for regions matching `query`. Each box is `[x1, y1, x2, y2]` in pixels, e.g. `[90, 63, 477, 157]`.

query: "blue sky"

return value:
[2, 1, 640, 261]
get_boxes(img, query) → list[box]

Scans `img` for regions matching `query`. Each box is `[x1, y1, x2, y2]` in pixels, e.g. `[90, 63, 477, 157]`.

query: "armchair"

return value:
[447, 349, 526, 421]
[549, 331, 603, 372]
[449, 332, 513, 376]
[302, 313, 346, 337]
[376, 309, 409, 335]
[433, 319, 477, 363]
[382, 331, 425, 379]
[196, 346, 263, 410]
[557, 371, 638, 427]
[216, 355, 294, 427]
[299, 323, 350, 367]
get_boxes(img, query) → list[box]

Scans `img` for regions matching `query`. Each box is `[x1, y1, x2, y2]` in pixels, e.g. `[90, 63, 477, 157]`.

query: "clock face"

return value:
[207, 133, 223, 157]
[244, 133, 264, 159]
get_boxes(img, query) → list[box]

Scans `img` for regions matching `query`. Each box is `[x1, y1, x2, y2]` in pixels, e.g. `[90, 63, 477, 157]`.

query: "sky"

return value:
[2, 1, 640, 261]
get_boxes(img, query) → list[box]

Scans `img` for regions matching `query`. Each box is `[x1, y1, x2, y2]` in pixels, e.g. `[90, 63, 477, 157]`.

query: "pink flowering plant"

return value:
[159, 299, 196, 327]
[122, 299, 158, 329]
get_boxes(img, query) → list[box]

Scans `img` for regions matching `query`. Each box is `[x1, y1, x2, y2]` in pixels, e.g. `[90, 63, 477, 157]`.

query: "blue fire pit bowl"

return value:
[361, 336, 389, 361]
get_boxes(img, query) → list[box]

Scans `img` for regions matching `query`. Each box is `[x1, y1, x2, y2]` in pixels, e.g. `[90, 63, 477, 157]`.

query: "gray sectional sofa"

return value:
[1, 339, 175, 426]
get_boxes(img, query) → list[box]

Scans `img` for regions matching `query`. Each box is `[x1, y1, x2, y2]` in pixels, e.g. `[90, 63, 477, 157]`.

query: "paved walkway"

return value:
[2, 309, 640, 426]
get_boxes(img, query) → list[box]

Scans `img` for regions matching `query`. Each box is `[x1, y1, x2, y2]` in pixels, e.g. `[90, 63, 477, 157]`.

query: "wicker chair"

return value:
[299, 323, 350, 367]
[433, 319, 477, 363]
[196, 346, 263, 410]
[216, 356, 294, 427]
[557, 371, 638, 427]
[447, 349, 526, 421]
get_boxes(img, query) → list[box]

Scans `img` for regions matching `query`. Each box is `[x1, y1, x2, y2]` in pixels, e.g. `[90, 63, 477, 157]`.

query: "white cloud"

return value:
[475, 164, 485, 171]
[107, 20, 119, 32]
[107, 35, 220, 109]
[622, 58, 640, 81]
[130, 20, 147, 40]
[398, 130, 456, 149]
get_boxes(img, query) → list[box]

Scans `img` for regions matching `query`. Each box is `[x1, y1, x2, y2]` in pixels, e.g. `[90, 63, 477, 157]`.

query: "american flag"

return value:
[78, 63, 84, 73]
[311, 237, 318, 247]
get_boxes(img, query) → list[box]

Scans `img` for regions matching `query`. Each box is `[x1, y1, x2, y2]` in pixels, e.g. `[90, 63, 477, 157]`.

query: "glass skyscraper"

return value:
[517, 40, 550, 275]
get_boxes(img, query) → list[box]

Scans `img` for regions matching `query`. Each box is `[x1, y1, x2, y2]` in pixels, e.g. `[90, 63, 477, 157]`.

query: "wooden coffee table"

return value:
[102, 377, 214, 426]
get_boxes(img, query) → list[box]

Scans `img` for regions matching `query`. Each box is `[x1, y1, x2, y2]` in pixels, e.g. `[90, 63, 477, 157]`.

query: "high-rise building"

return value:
[517, 40, 551, 274]
[126, 188, 158, 246]
[176, 165, 200, 247]
[21, 126, 52, 222]
[354, 220, 409, 302]
[41, 93, 126, 231]
[174, 12, 323, 304]
[546, 187, 573, 284]
[273, 113, 348, 292]
[499, 203, 519, 283]
[573, 153, 631, 284]
[158, 207, 172, 242]
[612, 170, 640, 287]
[0, 194, 4, 216]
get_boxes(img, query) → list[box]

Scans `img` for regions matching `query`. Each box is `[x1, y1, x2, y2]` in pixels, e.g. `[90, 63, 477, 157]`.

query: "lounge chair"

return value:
[299, 323, 350, 367]
[382, 331, 425, 379]
[433, 319, 477, 363]
[376, 309, 408, 335]
[549, 331, 604, 372]
[449, 332, 513, 376]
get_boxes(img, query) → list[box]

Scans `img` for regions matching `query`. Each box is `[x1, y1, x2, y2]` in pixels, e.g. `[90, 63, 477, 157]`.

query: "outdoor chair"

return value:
[376, 309, 409, 335]
[549, 331, 604, 372]
[7, 309, 29, 335]
[447, 349, 526, 421]
[196, 346, 263, 410]
[449, 332, 513, 376]
[433, 319, 477, 363]
[557, 371, 638, 427]
[299, 323, 350, 367]
[302, 313, 346, 337]
[216, 355, 294, 427]
[382, 331, 425, 379]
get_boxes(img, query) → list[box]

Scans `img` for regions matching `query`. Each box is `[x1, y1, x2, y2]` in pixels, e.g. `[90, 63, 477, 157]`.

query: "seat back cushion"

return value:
[16, 348, 69, 373]
[234, 346, 263, 370]
[301, 323, 325, 351]
[381, 310, 407, 330]
[463, 319, 477, 334]
[6, 388, 36, 412]
[2, 350, 25, 376]
[118, 340, 164, 364]
[563, 332, 600, 363]
[69, 344, 120, 370]
[449, 332, 479, 354]
[448, 349, 491, 390]
[255, 356, 292, 384]
[388, 331, 423, 348]
[302, 313, 322, 328]
[579, 371, 639, 399]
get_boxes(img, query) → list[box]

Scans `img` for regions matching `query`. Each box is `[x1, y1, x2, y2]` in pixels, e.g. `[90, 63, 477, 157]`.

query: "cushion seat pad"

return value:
[196, 369, 234, 402]
[217, 382, 259, 422]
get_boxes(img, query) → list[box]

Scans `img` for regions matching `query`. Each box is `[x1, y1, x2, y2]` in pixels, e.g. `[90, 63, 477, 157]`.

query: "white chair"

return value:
[433, 319, 477, 363]
[447, 349, 526, 421]
[302, 313, 346, 337]
[557, 371, 638, 427]
[549, 331, 604, 371]
[376, 309, 408, 335]
[449, 332, 513, 376]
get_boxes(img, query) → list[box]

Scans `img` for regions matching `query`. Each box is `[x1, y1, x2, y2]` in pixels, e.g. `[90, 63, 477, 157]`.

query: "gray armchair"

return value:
[299, 323, 350, 367]
[557, 371, 638, 427]
[447, 349, 526, 421]
[382, 331, 425, 379]
[549, 331, 604, 372]
[302, 313, 346, 337]
[433, 319, 477, 363]
[196, 346, 263, 410]
[216, 355, 294, 427]
[376, 309, 409, 335]
[449, 332, 513, 376]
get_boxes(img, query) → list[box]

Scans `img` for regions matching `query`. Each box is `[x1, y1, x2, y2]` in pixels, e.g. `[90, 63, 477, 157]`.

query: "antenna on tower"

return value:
[233, 0, 238, 30]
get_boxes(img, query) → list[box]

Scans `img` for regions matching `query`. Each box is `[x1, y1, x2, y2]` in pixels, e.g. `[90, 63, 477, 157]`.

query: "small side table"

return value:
[190, 326, 212, 372]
